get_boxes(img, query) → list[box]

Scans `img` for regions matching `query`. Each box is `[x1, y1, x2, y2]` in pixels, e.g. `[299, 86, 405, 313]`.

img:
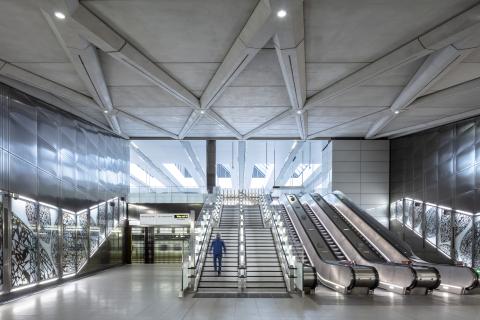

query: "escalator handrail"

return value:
[332, 191, 417, 259]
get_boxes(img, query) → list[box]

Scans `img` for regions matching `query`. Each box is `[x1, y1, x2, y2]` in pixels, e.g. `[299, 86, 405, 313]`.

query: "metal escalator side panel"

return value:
[322, 193, 408, 263]
[307, 193, 387, 263]
[332, 192, 479, 294]
[332, 191, 416, 259]
[280, 195, 357, 293]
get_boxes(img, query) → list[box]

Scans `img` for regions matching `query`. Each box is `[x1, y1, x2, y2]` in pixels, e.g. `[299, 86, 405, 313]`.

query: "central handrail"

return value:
[260, 194, 298, 291]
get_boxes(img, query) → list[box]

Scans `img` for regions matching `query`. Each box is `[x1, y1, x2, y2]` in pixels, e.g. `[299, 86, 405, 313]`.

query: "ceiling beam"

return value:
[294, 112, 307, 140]
[180, 141, 207, 186]
[0, 59, 98, 109]
[178, 110, 203, 139]
[116, 109, 178, 139]
[238, 141, 246, 189]
[200, 0, 277, 110]
[268, 141, 305, 188]
[305, 4, 480, 109]
[206, 110, 243, 140]
[272, 0, 306, 139]
[0, 75, 121, 136]
[376, 77, 480, 138]
[366, 45, 473, 138]
[243, 109, 293, 139]
[130, 143, 181, 188]
[43, 10, 123, 135]
[380, 107, 480, 139]
[308, 108, 387, 139]
[177, 0, 278, 138]
[56, 0, 200, 109]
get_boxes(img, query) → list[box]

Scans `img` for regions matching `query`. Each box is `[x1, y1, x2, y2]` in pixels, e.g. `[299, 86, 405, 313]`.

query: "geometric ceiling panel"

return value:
[212, 106, 290, 136]
[83, 0, 259, 63]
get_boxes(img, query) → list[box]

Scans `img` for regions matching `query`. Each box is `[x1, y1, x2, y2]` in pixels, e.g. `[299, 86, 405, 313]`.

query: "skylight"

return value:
[164, 163, 198, 187]
[285, 163, 320, 187]
[130, 163, 164, 187]
[249, 164, 273, 189]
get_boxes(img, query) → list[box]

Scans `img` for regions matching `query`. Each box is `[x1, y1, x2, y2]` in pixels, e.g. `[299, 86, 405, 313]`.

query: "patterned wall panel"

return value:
[89, 206, 99, 255]
[0, 82, 129, 291]
[77, 209, 89, 269]
[11, 198, 38, 287]
[38, 204, 60, 281]
[62, 210, 76, 275]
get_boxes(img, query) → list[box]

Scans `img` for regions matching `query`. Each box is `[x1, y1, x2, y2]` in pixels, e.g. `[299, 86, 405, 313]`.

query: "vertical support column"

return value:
[206, 140, 216, 193]
[2, 194, 12, 293]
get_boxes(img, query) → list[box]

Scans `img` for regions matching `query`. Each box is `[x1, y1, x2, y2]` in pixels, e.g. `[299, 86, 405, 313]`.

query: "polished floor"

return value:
[1, 265, 480, 320]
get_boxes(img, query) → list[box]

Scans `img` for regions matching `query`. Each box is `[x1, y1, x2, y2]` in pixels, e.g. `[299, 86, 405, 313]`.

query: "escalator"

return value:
[326, 191, 479, 295]
[302, 193, 441, 295]
[281, 194, 379, 294]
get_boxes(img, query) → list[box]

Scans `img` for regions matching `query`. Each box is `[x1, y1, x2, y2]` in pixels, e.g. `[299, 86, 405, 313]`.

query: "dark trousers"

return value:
[213, 254, 222, 273]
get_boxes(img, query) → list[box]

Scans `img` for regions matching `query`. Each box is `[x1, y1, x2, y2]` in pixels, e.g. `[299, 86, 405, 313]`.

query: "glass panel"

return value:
[89, 206, 100, 255]
[77, 210, 89, 269]
[390, 202, 396, 220]
[455, 213, 473, 267]
[107, 201, 114, 234]
[0, 194, 3, 288]
[98, 202, 106, 243]
[424, 205, 437, 245]
[413, 201, 423, 236]
[404, 199, 413, 228]
[38, 204, 60, 281]
[396, 200, 403, 222]
[11, 198, 38, 287]
[62, 210, 77, 275]
[438, 208, 452, 257]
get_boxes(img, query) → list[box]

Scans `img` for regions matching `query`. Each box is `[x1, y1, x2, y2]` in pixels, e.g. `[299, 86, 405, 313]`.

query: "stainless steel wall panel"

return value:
[9, 155, 37, 198]
[391, 114, 480, 217]
[9, 98, 37, 166]
[37, 139, 58, 178]
[37, 170, 59, 206]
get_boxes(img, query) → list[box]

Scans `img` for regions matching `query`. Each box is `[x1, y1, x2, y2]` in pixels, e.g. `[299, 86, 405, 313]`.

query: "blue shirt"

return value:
[211, 238, 226, 256]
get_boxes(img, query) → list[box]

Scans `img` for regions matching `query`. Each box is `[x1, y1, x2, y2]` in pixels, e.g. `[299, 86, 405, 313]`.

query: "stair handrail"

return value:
[260, 194, 298, 291]
[192, 193, 223, 291]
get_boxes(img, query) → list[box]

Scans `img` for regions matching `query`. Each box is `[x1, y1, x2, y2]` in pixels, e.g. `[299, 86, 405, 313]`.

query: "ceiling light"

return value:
[200, 110, 205, 114]
[296, 110, 302, 115]
[277, 9, 287, 18]
[394, 110, 399, 114]
[54, 11, 66, 20]
[104, 110, 108, 114]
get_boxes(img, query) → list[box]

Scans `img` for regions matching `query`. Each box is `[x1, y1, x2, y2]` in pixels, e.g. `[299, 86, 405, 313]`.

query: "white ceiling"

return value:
[1, 0, 480, 140]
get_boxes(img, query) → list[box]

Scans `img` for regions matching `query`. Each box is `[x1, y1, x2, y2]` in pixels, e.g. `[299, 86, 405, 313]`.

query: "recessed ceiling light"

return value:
[104, 110, 108, 114]
[296, 110, 302, 114]
[394, 110, 399, 114]
[54, 11, 66, 20]
[277, 10, 287, 18]
[200, 110, 205, 114]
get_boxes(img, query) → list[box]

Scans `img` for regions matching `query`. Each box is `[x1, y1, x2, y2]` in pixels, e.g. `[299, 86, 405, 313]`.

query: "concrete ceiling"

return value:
[1, 0, 480, 140]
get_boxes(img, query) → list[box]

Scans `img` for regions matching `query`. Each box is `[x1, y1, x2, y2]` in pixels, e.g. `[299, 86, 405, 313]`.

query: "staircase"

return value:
[244, 205, 286, 292]
[302, 204, 348, 262]
[197, 205, 239, 292]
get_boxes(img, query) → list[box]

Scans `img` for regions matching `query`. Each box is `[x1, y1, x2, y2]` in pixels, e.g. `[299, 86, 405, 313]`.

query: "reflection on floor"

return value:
[1, 265, 480, 320]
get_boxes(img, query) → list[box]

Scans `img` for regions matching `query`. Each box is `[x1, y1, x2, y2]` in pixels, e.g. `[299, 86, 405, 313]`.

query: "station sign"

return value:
[139, 213, 191, 226]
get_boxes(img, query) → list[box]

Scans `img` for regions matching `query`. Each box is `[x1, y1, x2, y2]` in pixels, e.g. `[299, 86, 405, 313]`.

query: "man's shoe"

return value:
[218, 271, 221, 276]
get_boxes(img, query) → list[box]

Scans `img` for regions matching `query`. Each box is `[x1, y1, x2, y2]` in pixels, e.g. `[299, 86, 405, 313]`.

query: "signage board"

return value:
[139, 213, 191, 226]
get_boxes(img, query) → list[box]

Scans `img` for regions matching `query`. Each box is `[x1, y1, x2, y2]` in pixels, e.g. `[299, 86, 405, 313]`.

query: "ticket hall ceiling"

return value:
[1, 0, 480, 139]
